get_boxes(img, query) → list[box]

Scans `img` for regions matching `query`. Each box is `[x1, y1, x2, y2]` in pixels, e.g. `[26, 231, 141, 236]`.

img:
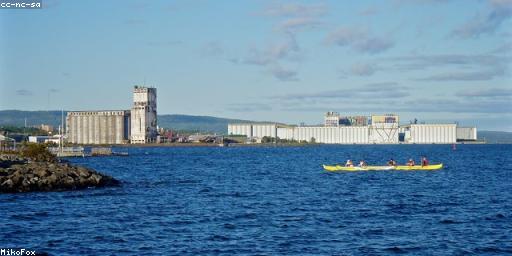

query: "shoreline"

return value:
[67, 141, 497, 148]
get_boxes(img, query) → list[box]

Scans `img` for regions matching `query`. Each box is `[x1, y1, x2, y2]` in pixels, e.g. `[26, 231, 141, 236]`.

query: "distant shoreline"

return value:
[63, 142, 510, 148]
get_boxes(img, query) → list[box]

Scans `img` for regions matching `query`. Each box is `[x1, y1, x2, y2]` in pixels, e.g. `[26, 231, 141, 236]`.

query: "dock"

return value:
[49, 147, 85, 157]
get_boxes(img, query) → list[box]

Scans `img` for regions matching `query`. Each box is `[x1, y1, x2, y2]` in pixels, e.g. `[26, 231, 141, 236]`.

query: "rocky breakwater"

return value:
[0, 154, 119, 193]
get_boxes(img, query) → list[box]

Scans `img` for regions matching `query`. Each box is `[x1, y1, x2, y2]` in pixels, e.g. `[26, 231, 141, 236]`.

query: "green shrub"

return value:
[20, 143, 57, 162]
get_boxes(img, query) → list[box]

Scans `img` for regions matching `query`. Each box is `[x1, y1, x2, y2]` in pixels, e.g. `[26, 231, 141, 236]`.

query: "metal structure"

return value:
[369, 123, 399, 144]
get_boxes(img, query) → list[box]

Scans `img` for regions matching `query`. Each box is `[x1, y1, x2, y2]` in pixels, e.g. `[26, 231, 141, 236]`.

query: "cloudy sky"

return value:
[1, 0, 511, 131]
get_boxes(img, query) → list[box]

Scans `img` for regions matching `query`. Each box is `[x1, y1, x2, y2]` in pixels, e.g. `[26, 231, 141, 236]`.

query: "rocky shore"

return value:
[0, 154, 119, 193]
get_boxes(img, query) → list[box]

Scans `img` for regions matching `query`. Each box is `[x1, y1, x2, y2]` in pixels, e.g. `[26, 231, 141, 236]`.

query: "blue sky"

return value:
[1, 0, 511, 131]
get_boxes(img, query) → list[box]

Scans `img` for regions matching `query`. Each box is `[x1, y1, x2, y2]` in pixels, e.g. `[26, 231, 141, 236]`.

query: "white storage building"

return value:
[456, 127, 478, 141]
[227, 117, 473, 144]
[289, 126, 369, 144]
[228, 123, 278, 138]
[407, 124, 457, 144]
[227, 124, 253, 137]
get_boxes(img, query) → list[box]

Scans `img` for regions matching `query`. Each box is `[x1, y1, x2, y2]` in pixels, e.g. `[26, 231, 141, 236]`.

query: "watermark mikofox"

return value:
[0, 249, 36, 255]
[0, 0, 41, 9]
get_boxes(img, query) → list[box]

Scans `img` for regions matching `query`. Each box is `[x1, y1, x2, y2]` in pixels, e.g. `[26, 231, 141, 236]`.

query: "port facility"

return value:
[228, 113, 478, 144]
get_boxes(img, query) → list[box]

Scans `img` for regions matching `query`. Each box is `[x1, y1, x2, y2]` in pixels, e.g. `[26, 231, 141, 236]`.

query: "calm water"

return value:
[1, 144, 511, 255]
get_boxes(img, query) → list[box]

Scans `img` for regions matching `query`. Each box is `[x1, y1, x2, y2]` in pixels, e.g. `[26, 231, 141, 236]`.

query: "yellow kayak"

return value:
[395, 163, 443, 170]
[322, 165, 395, 172]
[323, 163, 443, 171]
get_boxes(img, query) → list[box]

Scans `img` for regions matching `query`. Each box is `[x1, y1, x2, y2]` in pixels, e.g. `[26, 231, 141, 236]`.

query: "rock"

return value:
[34, 168, 49, 178]
[88, 174, 102, 185]
[0, 154, 120, 193]
[1, 179, 13, 188]
[78, 168, 91, 178]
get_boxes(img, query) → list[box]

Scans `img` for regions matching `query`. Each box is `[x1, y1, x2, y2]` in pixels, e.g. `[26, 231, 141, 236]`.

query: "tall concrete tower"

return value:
[130, 85, 157, 143]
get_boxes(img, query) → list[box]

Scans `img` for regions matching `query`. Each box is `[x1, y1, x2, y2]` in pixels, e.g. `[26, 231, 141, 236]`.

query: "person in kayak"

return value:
[421, 157, 429, 167]
[407, 158, 415, 166]
[345, 160, 354, 167]
[358, 160, 367, 167]
[387, 159, 397, 166]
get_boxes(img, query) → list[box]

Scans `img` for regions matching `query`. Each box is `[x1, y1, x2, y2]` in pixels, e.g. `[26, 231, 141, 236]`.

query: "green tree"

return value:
[20, 143, 57, 162]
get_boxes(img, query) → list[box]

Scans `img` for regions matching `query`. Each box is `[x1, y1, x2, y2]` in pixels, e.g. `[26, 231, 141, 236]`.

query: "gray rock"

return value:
[0, 154, 120, 193]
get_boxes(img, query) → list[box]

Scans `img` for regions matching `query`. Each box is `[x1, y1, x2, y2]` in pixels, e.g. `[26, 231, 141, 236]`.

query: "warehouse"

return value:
[456, 127, 478, 141]
[279, 126, 369, 144]
[227, 113, 476, 144]
[404, 124, 457, 144]
[228, 123, 278, 138]
[66, 110, 131, 144]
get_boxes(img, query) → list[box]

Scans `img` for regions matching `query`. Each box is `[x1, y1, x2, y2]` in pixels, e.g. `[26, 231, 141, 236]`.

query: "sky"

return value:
[0, 0, 511, 131]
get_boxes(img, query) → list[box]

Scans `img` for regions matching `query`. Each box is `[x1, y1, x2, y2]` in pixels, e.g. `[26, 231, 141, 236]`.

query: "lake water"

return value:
[1, 144, 511, 255]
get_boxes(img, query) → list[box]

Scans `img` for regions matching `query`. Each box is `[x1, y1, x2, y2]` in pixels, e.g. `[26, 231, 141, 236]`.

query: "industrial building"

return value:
[456, 127, 478, 141]
[228, 113, 477, 144]
[66, 110, 131, 144]
[404, 124, 457, 144]
[130, 86, 157, 144]
[66, 86, 157, 145]
[28, 135, 63, 144]
[324, 112, 371, 127]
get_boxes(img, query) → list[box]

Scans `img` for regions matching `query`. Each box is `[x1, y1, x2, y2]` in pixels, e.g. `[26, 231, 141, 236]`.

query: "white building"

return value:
[227, 114, 475, 144]
[228, 124, 278, 138]
[402, 124, 457, 144]
[28, 135, 63, 144]
[67, 110, 131, 144]
[279, 126, 369, 144]
[131, 86, 157, 144]
[66, 85, 158, 145]
[456, 127, 478, 141]
[324, 112, 340, 127]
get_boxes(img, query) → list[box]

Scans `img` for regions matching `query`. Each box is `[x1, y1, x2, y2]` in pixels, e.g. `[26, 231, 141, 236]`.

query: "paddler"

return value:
[345, 159, 354, 167]
[358, 160, 367, 167]
[387, 158, 397, 166]
[421, 156, 429, 167]
[407, 158, 415, 166]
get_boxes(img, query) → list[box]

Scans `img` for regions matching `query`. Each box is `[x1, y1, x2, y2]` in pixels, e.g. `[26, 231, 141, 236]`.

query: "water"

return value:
[1, 144, 511, 255]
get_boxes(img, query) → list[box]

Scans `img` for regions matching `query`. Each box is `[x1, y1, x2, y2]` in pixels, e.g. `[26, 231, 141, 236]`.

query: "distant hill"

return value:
[158, 114, 272, 133]
[0, 110, 65, 128]
[478, 131, 512, 144]
[0, 110, 271, 134]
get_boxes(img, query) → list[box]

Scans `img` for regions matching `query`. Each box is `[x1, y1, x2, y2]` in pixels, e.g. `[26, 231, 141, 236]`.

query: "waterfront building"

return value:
[66, 110, 131, 144]
[324, 112, 341, 127]
[66, 85, 157, 145]
[130, 86, 157, 144]
[456, 127, 478, 141]
[228, 113, 477, 144]
[324, 112, 369, 127]
[28, 135, 63, 144]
